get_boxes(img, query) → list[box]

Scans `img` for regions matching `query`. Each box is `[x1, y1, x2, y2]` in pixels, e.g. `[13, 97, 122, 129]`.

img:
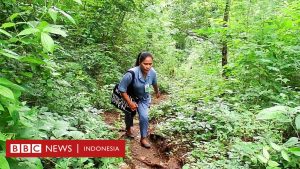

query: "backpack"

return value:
[111, 70, 138, 113]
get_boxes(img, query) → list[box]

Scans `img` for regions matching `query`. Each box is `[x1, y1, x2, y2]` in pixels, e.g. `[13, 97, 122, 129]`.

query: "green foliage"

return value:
[254, 139, 300, 168]
[224, 0, 300, 107]
[150, 6, 300, 165]
[1, 0, 300, 168]
[0, 0, 124, 168]
[0, 156, 10, 169]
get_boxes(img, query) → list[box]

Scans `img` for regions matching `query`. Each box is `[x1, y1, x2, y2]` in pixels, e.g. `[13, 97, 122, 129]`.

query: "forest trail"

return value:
[102, 94, 183, 169]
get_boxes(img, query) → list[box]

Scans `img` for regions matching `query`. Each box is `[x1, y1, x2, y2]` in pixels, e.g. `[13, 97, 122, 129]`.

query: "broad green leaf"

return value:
[284, 137, 299, 147]
[0, 49, 20, 60]
[43, 26, 67, 37]
[0, 156, 10, 169]
[263, 147, 270, 160]
[20, 56, 46, 65]
[0, 78, 24, 91]
[7, 104, 19, 124]
[52, 129, 68, 138]
[289, 147, 300, 156]
[13, 89, 22, 98]
[0, 29, 12, 37]
[38, 132, 48, 139]
[295, 114, 300, 130]
[294, 106, 300, 112]
[12, 88, 21, 99]
[39, 122, 54, 131]
[256, 106, 290, 121]
[268, 160, 279, 167]
[37, 21, 49, 31]
[48, 8, 58, 23]
[270, 142, 281, 151]
[53, 120, 69, 130]
[0, 104, 4, 111]
[281, 150, 290, 162]
[18, 28, 39, 36]
[9, 13, 19, 21]
[73, 0, 82, 5]
[68, 131, 84, 139]
[1, 22, 15, 29]
[41, 32, 54, 53]
[35, 158, 43, 169]
[0, 85, 15, 100]
[0, 132, 6, 141]
[257, 154, 268, 164]
[59, 9, 76, 24]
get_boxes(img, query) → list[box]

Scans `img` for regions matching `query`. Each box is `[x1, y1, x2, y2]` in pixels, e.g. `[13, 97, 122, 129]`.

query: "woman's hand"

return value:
[129, 101, 138, 111]
[153, 84, 160, 98]
[121, 92, 138, 111]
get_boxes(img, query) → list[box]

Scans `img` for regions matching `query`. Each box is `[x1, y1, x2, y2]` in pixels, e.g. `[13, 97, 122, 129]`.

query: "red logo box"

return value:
[6, 140, 125, 157]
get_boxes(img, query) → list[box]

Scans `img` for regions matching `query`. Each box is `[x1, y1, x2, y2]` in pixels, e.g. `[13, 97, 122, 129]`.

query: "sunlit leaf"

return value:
[289, 147, 300, 156]
[53, 120, 69, 130]
[270, 142, 281, 151]
[1, 22, 15, 29]
[18, 28, 39, 36]
[256, 106, 290, 122]
[0, 78, 24, 91]
[0, 29, 12, 37]
[73, 0, 82, 5]
[257, 154, 268, 164]
[41, 32, 54, 53]
[295, 114, 300, 130]
[39, 122, 54, 131]
[263, 147, 270, 160]
[58, 9, 76, 24]
[0, 85, 15, 100]
[37, 21, 49, 30]
[20, 56, 46, 65]
[281, 150, 290, 162]
[48, 8, 58, 23]
[9, 13, 20, 21]
[0, 156, 10, 169]
[68, 131, 84, 139]
[268, 160, 279, 167]
[52, 129, 68, 138]
[284, 137, 299, 147]
[0, 49, 20, 59]
[43, 26, 67, 37]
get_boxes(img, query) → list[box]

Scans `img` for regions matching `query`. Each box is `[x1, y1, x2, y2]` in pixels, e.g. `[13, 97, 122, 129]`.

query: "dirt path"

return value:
[102, 95, 182, 169]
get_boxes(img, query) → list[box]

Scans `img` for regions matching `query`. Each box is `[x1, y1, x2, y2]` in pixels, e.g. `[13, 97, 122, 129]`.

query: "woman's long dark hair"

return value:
[135, 52, 153, 66]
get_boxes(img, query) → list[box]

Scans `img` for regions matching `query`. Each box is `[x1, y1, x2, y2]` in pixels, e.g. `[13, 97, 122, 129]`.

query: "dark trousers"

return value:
[124, 101, 149, 137]
[125, 110, 136, 130]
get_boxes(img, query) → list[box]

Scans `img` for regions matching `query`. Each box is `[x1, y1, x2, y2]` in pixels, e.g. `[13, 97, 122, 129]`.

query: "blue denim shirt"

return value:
[118, 66, 157, 103]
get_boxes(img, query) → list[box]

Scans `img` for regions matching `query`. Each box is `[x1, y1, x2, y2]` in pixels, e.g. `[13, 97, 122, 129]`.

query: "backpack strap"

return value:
[126, 70, 138, 100]
[127, 70, 135, 87]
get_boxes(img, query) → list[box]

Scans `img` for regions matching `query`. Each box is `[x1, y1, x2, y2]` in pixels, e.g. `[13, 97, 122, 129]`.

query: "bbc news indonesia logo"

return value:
[6, 140, 125, 157]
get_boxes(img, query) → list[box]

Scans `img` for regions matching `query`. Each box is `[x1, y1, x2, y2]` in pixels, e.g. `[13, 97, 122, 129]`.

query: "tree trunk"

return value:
[222, 0, 230, 78]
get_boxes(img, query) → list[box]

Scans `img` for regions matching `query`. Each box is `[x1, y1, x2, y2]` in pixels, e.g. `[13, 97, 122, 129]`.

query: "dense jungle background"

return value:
[0, 0, 300, 168]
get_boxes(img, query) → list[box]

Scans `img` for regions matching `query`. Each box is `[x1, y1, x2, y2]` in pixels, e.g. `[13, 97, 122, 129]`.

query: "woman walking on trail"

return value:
[118, 52, 160, 148]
